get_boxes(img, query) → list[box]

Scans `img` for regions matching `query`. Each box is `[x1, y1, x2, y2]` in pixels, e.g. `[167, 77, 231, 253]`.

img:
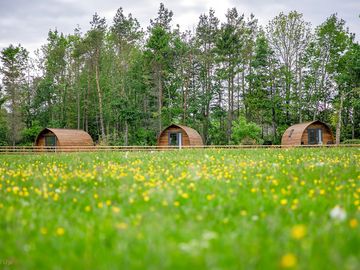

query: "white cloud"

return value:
[0, 0, 358, 55]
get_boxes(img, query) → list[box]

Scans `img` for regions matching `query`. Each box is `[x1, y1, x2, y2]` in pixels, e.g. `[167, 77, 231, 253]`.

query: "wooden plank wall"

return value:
[301, 123, 334, 145]
[36, 131, 56, 147]
[158, 127, 190, 146]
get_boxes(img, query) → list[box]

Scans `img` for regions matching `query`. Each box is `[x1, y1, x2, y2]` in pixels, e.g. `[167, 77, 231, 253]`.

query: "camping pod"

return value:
[281, 121, 335, 146]
[157, 124, 203, 147]
[35, 128, 94, 151]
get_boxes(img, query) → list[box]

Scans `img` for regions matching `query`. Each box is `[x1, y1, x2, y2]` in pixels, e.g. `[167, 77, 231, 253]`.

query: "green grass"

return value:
[0, 148, 359, 270]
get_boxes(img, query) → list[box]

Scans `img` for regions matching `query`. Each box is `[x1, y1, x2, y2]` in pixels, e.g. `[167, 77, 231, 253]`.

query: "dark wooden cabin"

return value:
[281, 121, 335, 145]
[157, 124, 203, 147]
[35, 128, 94, 149]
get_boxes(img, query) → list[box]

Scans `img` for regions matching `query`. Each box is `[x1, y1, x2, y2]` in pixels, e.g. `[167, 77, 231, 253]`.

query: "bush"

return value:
[342, 139, 360, 144]
[20, 121, 43, 145]
[231, 116, 263, 145]
[132, 128, 157, 146]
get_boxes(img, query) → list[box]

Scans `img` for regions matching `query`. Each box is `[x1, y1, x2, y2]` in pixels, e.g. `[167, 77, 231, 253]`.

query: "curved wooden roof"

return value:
[158, 124, 203, 146]
[281, 120, 334, 145]
[35, 128, 94, 146]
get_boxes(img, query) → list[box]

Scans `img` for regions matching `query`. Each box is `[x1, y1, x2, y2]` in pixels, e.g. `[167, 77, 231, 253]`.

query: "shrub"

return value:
[231, 116, 263, 145]
[20, 121, 43, 145]
[342, 139, 360, 144]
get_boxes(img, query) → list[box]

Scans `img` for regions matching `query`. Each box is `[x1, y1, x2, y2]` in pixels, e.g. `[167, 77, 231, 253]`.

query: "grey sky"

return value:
[0, 0, 359, 54]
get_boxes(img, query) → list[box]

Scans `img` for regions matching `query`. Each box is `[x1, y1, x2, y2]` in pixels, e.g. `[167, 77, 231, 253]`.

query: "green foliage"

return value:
[0, 44, 28, 145]
[208, 119, 227, 145]
[231, 116, 262, 144]
[0, 109, 8, 146]
[1, 8, 359, 146]
[342, 139, 360, 144]
[131, 128, 157, 145]
[20, 121, 43, 145]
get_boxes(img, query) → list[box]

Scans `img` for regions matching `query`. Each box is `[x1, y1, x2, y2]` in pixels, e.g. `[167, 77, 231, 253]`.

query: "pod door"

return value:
[168, 132, 182, 147]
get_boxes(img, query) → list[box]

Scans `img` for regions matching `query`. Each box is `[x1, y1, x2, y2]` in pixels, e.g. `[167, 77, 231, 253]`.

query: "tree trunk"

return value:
[183, 77, 188, 124]
[61, 78, 66, 126]
[10, 84, 16, 146]
[285, 66, 291, 124]
[271, 72, 277, 143]
[242, 64, 247, 119]
[335, 92, 344, 145]
[95, 53, 106, 141]
[227, 76, 232, 142]
[298, 54, 303, 123]
[83, 65, 91, 133]
[76, 64, 81, 130]
[77, 90, 81, 130]
[124, 119, 129, 146]
[351, 107, 355, 139]
[158, 69, 162, 133]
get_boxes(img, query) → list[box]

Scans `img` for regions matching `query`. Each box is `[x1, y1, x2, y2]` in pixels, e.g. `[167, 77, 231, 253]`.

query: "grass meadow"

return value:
[0, 148, 359, 270]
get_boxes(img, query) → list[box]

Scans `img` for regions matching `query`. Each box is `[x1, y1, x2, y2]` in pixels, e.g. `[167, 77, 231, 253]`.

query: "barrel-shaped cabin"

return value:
[157, 124, 203, 147]
[35, 128, 94, 150]
[281, 120, 334, 146]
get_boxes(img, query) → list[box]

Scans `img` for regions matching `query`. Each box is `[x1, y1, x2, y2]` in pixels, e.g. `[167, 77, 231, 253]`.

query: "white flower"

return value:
[330, 205, 347, 221]
[202, 231, 218, 241]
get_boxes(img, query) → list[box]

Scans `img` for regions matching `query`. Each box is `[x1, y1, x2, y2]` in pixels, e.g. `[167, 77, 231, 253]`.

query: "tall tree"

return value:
[110, 7, 143, 145]
[39, 30, 68, 126]
[215, 8, 244, 142]
[195, 9, 219, 143]
[145, 3, 174, 133]
[0, 44, 28, 145]
[242, 14, 258, 120]
[266, 11, 311, 123]
[247, 32, 280, 141]
[85, 13, 107, 141]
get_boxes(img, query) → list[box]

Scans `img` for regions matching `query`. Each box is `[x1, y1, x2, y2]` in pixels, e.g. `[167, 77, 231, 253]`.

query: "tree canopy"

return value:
[0, 5, 359, 145]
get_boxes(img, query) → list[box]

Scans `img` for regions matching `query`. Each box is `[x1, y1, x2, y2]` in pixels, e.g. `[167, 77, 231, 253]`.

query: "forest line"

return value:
[0, 3, 359, 146]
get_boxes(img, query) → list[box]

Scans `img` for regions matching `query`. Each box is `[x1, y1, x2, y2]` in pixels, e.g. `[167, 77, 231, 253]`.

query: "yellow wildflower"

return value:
[280, 253, 297, 268]
[162, 200, 168, 207]
[291, 224, 307, 240]
[349, 219, 358, 228]
[240, 210, 248, 216]
[116, 222, 128, 230]
[56, 227, 65, 236]
[280, 199, 288, 206]
[181, 193, 189, 199]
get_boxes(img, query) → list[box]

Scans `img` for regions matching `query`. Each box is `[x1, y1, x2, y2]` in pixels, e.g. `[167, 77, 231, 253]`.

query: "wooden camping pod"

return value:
[281, 121, 335, 146]
[157, 124, 203, 147]
[35, 128, 94, 150]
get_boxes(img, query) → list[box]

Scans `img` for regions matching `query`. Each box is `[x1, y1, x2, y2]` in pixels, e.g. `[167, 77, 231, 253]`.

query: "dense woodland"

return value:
[0, 4, 359, 146]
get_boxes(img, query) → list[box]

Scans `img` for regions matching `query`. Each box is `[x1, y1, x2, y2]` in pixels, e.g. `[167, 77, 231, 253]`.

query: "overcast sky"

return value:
[0, 0, 359, 55]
